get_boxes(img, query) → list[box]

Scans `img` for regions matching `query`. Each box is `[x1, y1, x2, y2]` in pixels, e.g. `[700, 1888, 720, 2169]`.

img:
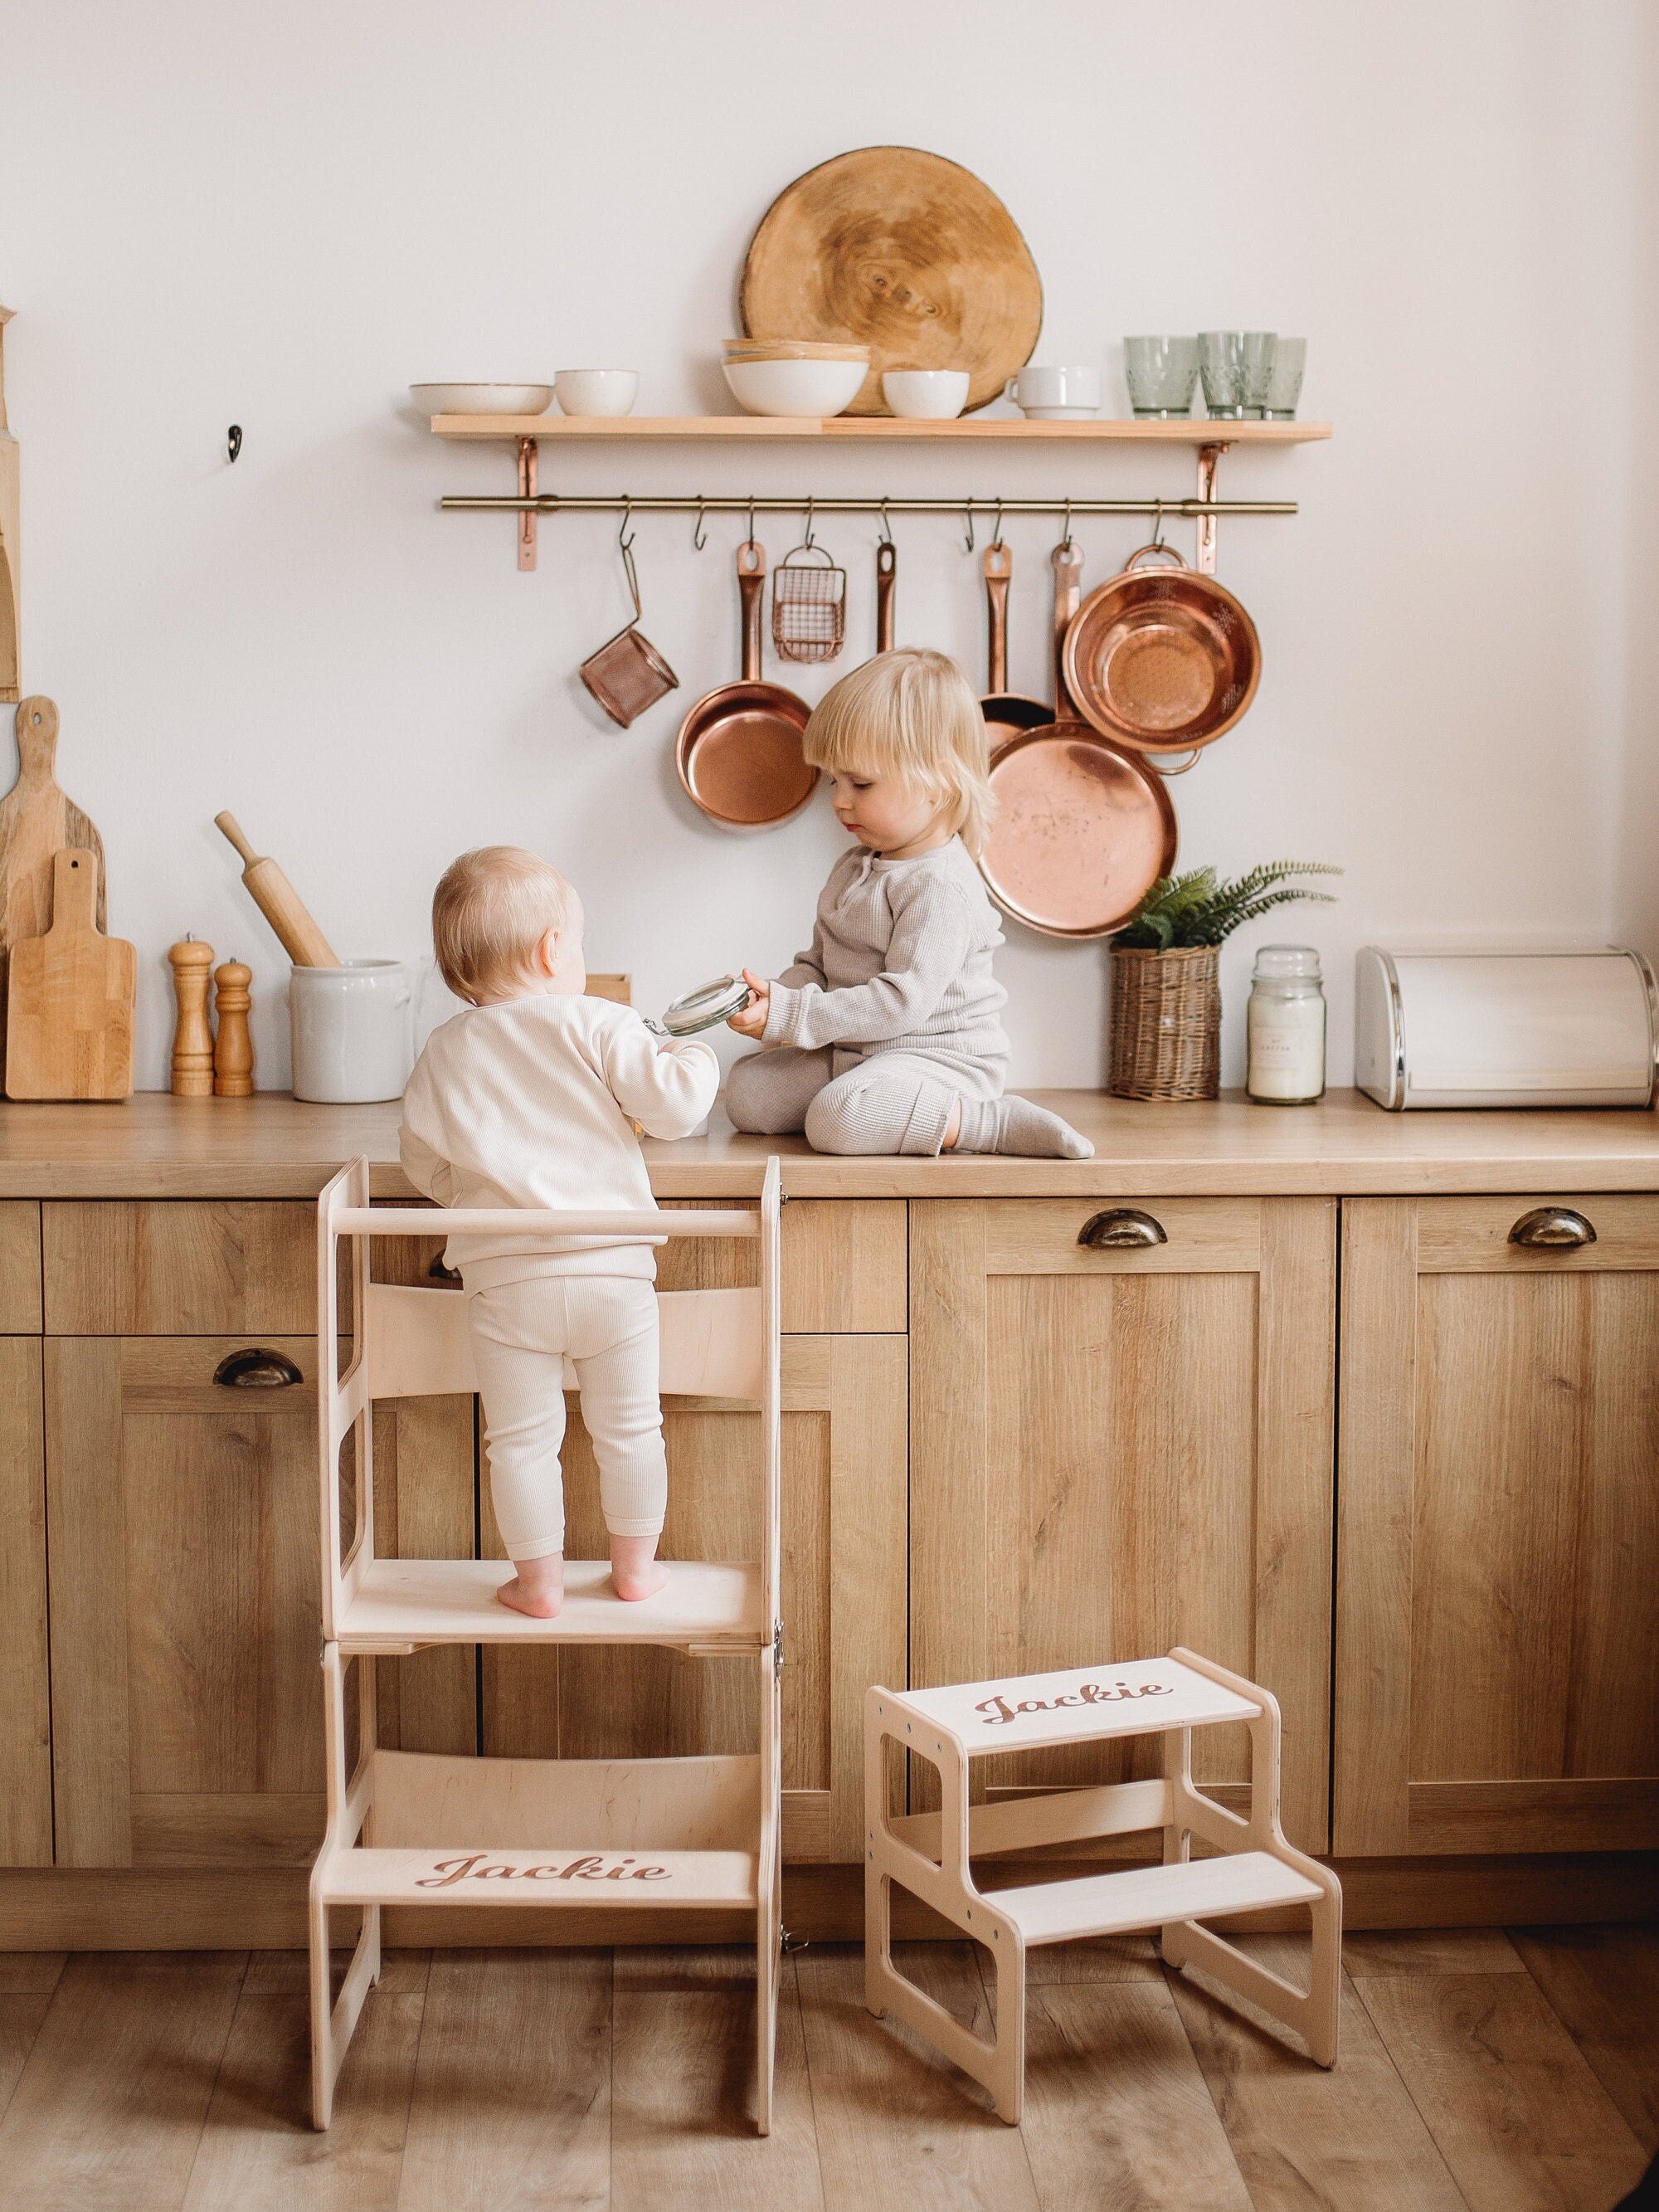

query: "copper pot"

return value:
[1063, 542, 1260, 757]
[675, 543, 818, 831]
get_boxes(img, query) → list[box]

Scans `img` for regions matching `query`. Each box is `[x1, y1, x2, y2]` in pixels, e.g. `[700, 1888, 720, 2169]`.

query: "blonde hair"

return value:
[804, 647, 996, 855]
[431, 846, 574, 1004]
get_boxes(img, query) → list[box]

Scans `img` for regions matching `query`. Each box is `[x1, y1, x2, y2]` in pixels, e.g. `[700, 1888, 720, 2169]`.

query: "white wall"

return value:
[3, 0, 1650, 1093]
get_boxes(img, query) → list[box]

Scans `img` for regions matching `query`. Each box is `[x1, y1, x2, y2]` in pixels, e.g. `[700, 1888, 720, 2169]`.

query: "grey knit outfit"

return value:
[726, 838, 1010, 1156]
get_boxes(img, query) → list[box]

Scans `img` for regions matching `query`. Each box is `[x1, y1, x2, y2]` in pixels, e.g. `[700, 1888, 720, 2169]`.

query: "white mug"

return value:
[881, 368, 971, 420]
[290, 959, 416, 1104]
[1004, 364, 1102, 420]
[554, 369, 639, 418]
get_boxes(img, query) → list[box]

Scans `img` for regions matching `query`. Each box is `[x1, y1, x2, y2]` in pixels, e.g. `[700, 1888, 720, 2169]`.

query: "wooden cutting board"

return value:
[5, 846, 134, 1099]
[0, 696, 106, 1081]
[740, 146, 1043, 415]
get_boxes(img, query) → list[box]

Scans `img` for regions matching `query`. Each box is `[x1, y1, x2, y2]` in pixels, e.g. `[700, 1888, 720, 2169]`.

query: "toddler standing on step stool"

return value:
[399, 846, 718, 1620]
[725, 648, 1093, 1160]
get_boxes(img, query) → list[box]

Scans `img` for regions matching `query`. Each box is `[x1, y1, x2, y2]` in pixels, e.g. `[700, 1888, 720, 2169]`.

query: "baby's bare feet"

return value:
[610, 1534, 669, 1604]
[497, 1557, 564, 1619]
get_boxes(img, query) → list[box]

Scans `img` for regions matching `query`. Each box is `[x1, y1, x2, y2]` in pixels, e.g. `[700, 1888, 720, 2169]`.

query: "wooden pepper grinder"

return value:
[212, 958, 254, 1096]
[167, 938, 216, 1097]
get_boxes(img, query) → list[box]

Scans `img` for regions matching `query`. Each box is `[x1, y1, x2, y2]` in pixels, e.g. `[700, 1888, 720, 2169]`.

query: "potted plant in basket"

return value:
[1107, 862, 1340, 1101]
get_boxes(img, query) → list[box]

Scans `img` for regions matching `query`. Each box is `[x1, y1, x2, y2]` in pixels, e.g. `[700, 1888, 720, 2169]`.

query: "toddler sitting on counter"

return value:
[725, 648, 1093, 1160]
[399, 846, 718, 1620]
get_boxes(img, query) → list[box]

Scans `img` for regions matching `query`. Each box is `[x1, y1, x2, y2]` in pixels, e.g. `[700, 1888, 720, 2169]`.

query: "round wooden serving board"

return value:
[740, 146, 1043, 416]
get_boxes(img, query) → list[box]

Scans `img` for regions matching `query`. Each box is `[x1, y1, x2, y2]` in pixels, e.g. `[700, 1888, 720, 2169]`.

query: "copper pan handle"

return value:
[876, 540, 897, 654]
[1124, 542, 1190, 574]
[737, 541, 766, 685]
[1149, 747, 1204, 777]
[1052, 541, 1084, 718]
[984, 543, 1012, 692]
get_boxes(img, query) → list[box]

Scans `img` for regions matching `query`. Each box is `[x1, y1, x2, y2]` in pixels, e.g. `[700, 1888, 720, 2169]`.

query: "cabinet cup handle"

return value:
[1078, 1207, 1168, 1250]
[1508, 1206, 1597, 1250]
[212, 1347, 304, 1388]
[427, 1254, 463, 1286]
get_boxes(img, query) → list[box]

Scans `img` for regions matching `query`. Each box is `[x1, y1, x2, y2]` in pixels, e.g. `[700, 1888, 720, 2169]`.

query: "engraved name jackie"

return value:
[974, 1681, 1174, 1726]
[415, 1854, 673, 1888]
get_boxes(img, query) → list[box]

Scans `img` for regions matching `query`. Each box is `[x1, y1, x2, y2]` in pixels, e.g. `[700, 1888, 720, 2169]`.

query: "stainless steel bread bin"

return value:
[1355, 947, 1658, 1109]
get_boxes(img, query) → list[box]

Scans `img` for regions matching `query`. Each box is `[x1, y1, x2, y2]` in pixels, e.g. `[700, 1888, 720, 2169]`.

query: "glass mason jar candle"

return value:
[1247, 945, 1326, 1104]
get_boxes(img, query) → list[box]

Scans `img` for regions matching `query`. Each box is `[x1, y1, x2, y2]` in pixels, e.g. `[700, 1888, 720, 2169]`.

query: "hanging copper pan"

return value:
[676, 543, 818, 831]
[978, 541, 1177, 941]
[1063, 542, 1260, 758]
[978, 541, 1053, 750]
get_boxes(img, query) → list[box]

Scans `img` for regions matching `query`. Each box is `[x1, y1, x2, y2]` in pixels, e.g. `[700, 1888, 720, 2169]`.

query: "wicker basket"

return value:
[1107, 945, 1221, 1100]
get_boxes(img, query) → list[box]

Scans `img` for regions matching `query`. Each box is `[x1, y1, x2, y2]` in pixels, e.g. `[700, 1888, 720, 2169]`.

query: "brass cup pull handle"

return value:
[1078, 1207, 1168, 1250]
[1508, 1206, 1598, 1250]
[427, 1254, 462, 1286]
[212, 1347, 304, 1388]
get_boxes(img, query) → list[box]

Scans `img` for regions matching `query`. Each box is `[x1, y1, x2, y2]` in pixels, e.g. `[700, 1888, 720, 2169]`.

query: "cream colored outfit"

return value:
[399, 992, 719, 1560]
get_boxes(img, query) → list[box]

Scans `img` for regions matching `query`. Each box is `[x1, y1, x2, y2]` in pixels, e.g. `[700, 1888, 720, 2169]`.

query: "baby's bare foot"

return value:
[610, 1535, 669, 1603]
[497, 1559, 564, 1619]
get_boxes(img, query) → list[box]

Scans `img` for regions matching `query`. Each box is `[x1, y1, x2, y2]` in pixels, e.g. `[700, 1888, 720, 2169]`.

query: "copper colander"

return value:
[1063, 543, 1260, 754]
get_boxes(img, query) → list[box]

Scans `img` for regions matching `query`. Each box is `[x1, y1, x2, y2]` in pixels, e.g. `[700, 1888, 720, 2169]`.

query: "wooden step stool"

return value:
[864, 1649, 1340, 2123]
[309, 1157, 783, 2133]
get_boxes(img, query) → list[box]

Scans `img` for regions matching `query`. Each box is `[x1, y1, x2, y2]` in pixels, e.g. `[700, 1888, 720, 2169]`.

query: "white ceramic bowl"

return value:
[554, 369, 639, 417]
[410, 383, 552, 415]
[882, 369, 971, 420]
[722, 358, 868, 418]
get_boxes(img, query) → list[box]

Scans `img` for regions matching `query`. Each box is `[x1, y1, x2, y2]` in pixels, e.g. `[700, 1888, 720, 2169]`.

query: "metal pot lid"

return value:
[654, 975, 754, 1035]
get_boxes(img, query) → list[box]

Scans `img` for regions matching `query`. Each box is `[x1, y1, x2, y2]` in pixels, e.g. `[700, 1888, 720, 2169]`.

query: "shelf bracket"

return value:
[1195, 443, 1228, 575]
[517, 437, 538, 572]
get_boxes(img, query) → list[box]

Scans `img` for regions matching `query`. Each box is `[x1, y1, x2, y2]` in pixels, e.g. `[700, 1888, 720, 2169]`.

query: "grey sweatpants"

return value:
[725, 1044, 1000, 1157]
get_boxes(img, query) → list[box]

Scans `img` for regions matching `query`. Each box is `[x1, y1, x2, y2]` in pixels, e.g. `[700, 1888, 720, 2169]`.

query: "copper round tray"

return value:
[1063, 544, 1261, 754]
[979, 722, 1178, 940]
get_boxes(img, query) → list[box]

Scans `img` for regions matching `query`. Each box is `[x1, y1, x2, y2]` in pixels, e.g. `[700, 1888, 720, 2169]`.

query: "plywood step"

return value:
[888, 1656, 1261, 1756]
[996, 1850, 1322, 1946]
[336, 1557, 763, 1650]
[318, 1844, 759, 1908]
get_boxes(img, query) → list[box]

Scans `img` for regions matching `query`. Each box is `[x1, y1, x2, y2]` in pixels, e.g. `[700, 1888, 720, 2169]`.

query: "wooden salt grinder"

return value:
[168, 938, 215, 1096]
[212, 959, 254, 1096]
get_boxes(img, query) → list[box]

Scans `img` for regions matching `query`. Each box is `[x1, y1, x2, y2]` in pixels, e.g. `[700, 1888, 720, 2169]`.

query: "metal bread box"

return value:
[1355, 947, 1658, 1109]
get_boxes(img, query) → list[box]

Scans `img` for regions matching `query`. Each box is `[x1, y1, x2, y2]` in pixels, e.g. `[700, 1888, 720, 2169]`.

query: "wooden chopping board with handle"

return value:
[5, 847, 134, 1099]
[0, 695, 106, 1079]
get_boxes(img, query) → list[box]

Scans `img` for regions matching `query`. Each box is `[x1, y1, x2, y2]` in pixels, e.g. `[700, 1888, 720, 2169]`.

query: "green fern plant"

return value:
[1112, 862, 1341, 950]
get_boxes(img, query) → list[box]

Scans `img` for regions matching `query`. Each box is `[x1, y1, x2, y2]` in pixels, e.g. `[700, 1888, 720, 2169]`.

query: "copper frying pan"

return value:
[977, 542, 1178, 940]
[1063, 542, 1260, 758]
[978, 542, 1053, 749]
[876, 538, 897, 652]
[676, 543, 819, 831]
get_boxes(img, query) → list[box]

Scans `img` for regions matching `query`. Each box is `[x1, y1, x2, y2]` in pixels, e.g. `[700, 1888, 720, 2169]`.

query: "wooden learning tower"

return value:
[309, 1157, 783, 2132]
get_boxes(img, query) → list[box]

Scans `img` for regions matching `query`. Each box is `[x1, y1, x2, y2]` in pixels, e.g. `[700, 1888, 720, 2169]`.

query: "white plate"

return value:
[411, 383, 553, 415]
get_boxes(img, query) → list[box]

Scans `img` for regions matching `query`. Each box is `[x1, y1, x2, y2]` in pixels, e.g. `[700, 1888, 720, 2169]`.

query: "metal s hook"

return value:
[878, 499, 894, 548]
[745, 496, 757, 554]
[1151, 498, 1165, 550]
[1060, 498, 1074, 551]
[990, 499, 1005, 549]
[692, 499, 708, 552]
[616, 500, 641, 622]
[962, 502, 976, 553]
[617, 498, 635, 554]
[802, 496, 815, 550]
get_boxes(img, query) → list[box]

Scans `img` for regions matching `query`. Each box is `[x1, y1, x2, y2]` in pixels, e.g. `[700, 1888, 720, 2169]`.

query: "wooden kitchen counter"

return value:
[1, 1086, 1657, 1196]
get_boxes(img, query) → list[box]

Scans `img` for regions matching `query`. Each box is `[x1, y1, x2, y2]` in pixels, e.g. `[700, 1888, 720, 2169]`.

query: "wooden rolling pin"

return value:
[214, 812, 339, 967]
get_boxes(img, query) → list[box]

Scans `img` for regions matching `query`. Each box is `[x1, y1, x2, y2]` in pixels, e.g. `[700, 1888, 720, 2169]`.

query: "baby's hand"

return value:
[727, 969, 771, 1040]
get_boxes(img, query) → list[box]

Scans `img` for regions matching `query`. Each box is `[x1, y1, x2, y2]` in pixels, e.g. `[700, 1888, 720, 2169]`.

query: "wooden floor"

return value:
[0, 1927, 1654, 2210]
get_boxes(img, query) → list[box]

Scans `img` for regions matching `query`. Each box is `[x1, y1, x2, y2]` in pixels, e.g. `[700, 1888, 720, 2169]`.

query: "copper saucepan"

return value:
[1063, 542, 1260, 759]
[978, 542, 1053, 750]
[676, 543, 819, 831]
[978, 541, 1178, 941]
[875, 537, 897, 653]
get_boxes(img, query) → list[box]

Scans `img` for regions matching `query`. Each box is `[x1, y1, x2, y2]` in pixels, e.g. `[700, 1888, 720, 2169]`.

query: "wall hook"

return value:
[962, 503, 976, 553]
[693, 499, 709, 552]
[226, 425, 242, 465]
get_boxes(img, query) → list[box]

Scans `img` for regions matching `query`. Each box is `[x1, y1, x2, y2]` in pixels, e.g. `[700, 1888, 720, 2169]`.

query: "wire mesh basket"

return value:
[771, 541, 847, 664]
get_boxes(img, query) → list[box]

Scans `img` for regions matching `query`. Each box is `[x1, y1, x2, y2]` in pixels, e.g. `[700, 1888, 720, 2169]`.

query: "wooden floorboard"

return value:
[0, 1951, 248, 2212]
[1358, 1969, 1651, 2212]
[1021, 1976, 1253, 2210]
[397, 1948, 612, 2212]
[1169, 1934, 1468, 2211]
[180, 1951, 426, 2212]
[611, 1947, 820, 2210]
[1510, 1924, 1659, 2155]
[0, 1928, 1650, 2210]
[799, 1942, 1041, 2211]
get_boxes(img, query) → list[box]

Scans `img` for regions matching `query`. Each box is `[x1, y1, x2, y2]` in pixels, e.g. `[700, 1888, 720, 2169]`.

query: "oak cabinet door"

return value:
[0, 1335, 51, 1865]
[909, 1196, 1336, 1851]
[480, 1335, 907, 1863]
[1336, 1195, 1659, 1854]
[45, 1335, 324, 1869]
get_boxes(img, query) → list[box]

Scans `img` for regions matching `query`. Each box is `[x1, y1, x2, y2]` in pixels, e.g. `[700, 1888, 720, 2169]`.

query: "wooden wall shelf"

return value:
[429, 413, 1331, 446]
